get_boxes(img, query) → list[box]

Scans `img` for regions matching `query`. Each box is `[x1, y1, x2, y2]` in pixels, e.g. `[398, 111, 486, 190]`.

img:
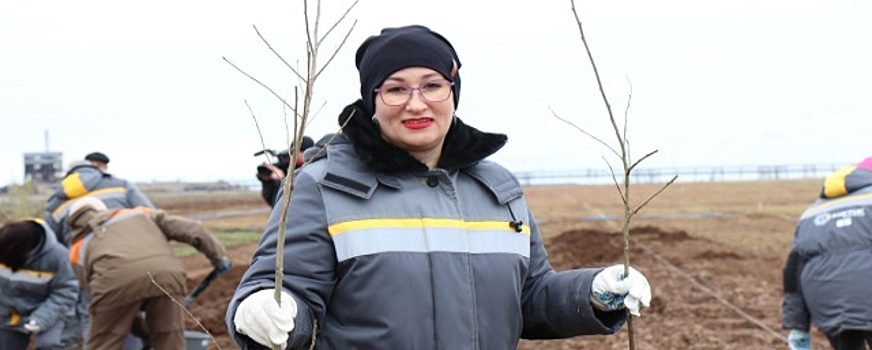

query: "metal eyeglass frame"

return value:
[374, 79, 455, 106]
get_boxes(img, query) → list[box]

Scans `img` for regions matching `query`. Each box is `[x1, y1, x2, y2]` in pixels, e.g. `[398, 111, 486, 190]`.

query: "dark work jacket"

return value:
[782, 164, 872, 335]
[44, 165, 153, 246]
[0, 219, 78, 331]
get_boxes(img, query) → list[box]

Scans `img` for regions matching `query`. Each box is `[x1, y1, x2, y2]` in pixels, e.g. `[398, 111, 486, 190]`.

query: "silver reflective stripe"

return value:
[800, 193, 872, 220]
[103, 209, 147, 226]
[0, 266, 54, 284]
[51, 188, 129, 221]
[331, 222, 530, 262]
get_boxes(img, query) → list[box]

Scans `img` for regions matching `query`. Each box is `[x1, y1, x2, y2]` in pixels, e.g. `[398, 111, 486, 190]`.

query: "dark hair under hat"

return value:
[355, 25, 462, 114]
[85, 152, 110, 164]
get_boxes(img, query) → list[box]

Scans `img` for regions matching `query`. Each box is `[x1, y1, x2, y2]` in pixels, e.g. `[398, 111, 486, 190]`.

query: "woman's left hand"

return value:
[589, 265, 652, 316]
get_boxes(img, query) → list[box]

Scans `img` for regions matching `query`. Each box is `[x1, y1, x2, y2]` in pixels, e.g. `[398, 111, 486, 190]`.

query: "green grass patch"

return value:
[0, 181, 47, 224]
[174, 230, 262, 257]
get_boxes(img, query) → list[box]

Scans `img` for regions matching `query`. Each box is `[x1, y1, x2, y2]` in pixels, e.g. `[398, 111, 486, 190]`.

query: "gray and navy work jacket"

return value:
[0, 219, 79, 332]
[782, 163, 872, 335]
[227, 101, 625, 349]
[44, 165, 153, 246]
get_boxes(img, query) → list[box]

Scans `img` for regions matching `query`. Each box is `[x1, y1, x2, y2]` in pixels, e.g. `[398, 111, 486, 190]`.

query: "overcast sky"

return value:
[2, 0, 870, 186]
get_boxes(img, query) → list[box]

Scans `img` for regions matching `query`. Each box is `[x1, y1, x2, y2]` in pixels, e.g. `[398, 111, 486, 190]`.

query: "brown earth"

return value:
[168, 179, 832, 349]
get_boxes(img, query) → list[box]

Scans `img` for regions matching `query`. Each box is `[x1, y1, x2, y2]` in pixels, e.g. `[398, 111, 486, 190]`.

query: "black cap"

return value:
[355, 25, 461, 114]
[300, 136, 314, 151]
[286, 136, 315, 155]
[84, 152, 110, 164]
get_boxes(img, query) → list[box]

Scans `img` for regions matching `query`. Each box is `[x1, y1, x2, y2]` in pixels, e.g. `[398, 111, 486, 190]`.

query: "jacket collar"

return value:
[68, 210, 100, 244]
[338, 100, 507, 173]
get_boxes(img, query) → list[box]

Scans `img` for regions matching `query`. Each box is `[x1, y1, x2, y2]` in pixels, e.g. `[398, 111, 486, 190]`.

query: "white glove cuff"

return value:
[590, 265, 651, 316]
[24, 320, 42, 333]
[234, 289, 298, 348]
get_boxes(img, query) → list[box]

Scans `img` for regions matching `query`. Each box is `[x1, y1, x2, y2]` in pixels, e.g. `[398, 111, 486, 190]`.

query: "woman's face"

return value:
[373, 67, 454, 157]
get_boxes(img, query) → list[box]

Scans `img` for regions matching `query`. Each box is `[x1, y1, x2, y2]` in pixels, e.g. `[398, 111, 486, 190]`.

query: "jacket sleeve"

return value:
[260, 179, 281, 208]
[28, 246, 79, 328]
[43, 211, 64, 244]
[226, 172, 328, 350]
[149, 210, 226, 266]
[520, 215, 626, 339]
[43, 190, 66, 243]
[782, 230, 811, 330]
[125, 181, 155, 208]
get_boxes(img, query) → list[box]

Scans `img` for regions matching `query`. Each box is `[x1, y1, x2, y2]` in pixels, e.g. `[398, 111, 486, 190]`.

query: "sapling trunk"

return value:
[227, 1, 358, 348]
[561, 1, 678, 348]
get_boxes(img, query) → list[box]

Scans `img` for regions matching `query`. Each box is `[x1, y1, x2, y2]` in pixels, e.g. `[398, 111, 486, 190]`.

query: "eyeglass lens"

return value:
[377, 80, 453, 106]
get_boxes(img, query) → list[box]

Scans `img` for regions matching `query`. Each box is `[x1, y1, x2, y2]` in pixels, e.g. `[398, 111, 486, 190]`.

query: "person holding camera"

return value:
[255, 136, 315, 207]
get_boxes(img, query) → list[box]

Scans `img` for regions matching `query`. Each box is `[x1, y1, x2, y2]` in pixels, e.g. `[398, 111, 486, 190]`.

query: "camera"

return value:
[253, 149, 291, 180]
[253, 137, 315, 207]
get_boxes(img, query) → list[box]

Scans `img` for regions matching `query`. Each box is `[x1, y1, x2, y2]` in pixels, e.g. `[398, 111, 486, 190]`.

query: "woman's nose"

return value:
[405, 89, 428, 110]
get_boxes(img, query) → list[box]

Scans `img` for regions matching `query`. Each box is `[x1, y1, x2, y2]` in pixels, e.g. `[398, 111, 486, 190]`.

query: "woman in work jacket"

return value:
[227, 24, 652, 349]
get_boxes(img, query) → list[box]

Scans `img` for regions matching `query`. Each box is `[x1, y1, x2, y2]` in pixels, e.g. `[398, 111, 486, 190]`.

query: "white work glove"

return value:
[590, 264, 651, 316]
[24, 320, 42, 333]
[788, 329, 811, 350]
[234, 289, 298, 349]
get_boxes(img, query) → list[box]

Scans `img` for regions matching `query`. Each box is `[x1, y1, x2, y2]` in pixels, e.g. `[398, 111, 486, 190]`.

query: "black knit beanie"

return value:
[356, 25, 462, 114]
[0, 220, 43, 271]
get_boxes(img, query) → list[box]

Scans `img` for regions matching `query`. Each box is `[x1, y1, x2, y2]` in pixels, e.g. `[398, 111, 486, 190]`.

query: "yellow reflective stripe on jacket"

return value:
[23, 217, 45, 225]
[823, 165, 856, 198]
[0, 264, 57, 320]
[0, 264, 56, 282]
[51, 187, 129, 217]
[61, 172, 88, 198]
[329, 218, 531, 236]
[8, 311, 20, 326]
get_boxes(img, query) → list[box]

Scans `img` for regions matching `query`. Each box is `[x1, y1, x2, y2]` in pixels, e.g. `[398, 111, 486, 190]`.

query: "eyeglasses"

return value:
[374, 79, 454, 106]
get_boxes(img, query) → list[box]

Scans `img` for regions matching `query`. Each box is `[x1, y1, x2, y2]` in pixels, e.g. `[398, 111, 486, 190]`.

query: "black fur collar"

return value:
[338, 100, 507, 173]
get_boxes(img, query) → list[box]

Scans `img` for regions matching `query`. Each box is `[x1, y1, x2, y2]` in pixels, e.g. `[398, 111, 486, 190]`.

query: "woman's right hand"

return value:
[234, 289, 297, 349]
[262, 163, 286, 180]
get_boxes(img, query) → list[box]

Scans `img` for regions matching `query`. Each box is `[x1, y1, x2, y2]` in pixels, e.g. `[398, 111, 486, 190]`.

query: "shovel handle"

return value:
[184, 267, 222, 306]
